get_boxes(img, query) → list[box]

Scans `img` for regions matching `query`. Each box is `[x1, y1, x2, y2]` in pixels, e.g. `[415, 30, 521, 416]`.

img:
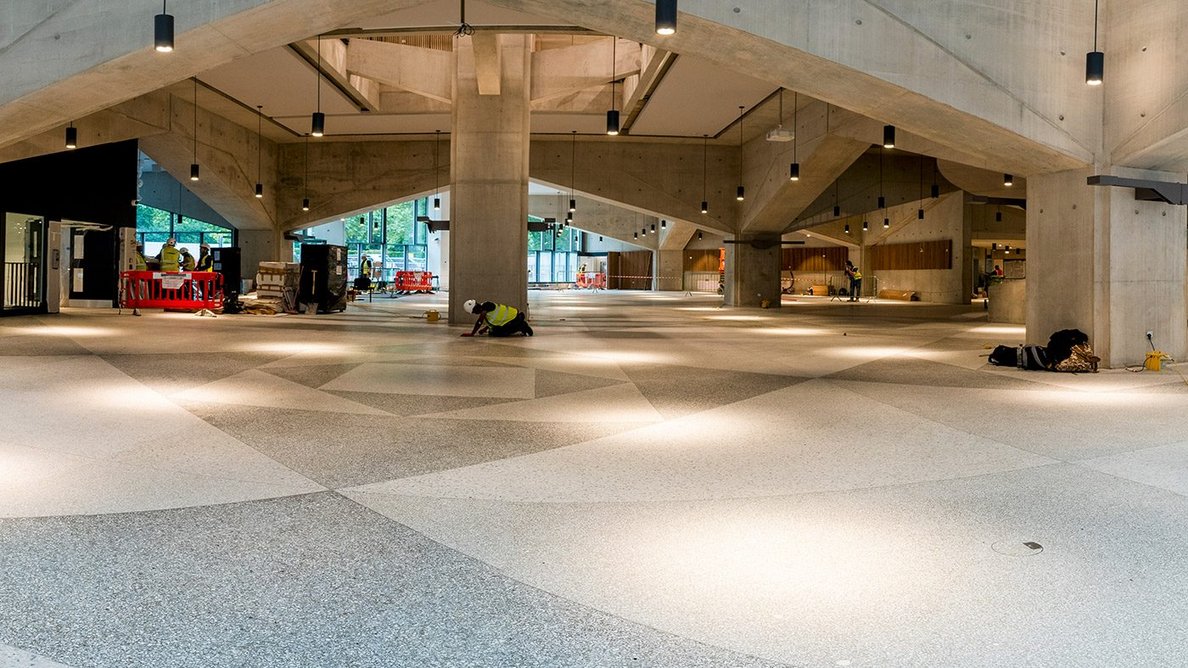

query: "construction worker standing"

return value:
[157, 237, 181, 272]
[461, 299, 534, 337]
[179, 247, 196, 271]
[133, 243, 148, 271]
[196, 242, 213, 271]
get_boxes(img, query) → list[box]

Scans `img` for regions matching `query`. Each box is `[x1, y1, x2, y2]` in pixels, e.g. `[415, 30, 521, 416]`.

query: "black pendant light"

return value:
[189, 77, 199, 181]
[1087, 0, 1104, 85]
[154, 0, 174, 53]
[883, 124, 896, 149]
[569, 130, 577, 212]
[311, 34, 325, 137]
[697, 230, 703, 240]
[931, 161, 940, 198]
[701, 134, 708, 214]
[433, 130, 442, 211]
[844, 223, 850, 235]
[917, 157, 925, 220]
[65, 122, 77, 150]
[877, 147, 885, 211]
[634, 232, 638, 239]
[833, 178, 841, 217]
[862, 219, 869, 232]
[254, 105, 264, 198]
[789, 91, 801, 181]
[1003, 173, 1014, 187]
[656, 0, 677, 35]
[661, 219, 667, 229]
[642, 226, 647, 236]
[606, 37, 620, 136]
[302, 134, 310, 212]
[736, 105, 746, 201]
[996, 207, 1003, 222]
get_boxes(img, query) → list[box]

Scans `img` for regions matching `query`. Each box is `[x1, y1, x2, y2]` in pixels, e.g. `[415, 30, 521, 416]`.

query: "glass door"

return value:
[4, 212, 45, 312]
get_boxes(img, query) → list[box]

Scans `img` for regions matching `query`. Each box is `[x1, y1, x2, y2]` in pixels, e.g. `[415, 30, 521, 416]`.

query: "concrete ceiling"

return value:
[628, 54, 775, 138]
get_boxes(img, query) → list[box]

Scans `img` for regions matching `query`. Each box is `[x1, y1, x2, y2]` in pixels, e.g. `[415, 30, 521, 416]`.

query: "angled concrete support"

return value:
[724, 234, 782, 308]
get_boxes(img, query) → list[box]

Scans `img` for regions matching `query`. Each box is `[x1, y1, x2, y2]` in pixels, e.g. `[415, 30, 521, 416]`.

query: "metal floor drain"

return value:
[992, 540, 1044, 556]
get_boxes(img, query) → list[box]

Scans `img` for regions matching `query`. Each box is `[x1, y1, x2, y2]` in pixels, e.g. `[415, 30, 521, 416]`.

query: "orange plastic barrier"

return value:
[394, 271, 434, 293]
[574, 272, 606, 289]
[120, 271, 225, 311]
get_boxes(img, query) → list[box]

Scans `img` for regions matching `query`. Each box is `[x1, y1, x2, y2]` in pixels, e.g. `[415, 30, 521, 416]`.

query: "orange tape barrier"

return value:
[394, 271, 434, 293]
[120, 271, 225, 311]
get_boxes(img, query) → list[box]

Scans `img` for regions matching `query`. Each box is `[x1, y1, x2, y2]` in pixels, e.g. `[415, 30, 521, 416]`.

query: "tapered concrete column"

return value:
[724, 235, 781, 308]
[448, 34, 531, 323]
[1028, 167, 1187, 368]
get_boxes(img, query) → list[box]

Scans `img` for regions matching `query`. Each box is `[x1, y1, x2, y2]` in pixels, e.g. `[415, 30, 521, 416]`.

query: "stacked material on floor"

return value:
[255, 261, 301, 313]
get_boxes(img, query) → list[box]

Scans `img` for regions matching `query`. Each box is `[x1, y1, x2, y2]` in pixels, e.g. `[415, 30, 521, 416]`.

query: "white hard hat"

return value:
[200, 242, 210, 249]
[180, 248, 190, 254]
[463, 299, 477, 313]
[166, 237, 176, 246]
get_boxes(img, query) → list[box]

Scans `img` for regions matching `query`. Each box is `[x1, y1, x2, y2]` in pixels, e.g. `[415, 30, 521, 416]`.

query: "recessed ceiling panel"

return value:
[629, 55, 776, 138]
[201, 47, 359, 118]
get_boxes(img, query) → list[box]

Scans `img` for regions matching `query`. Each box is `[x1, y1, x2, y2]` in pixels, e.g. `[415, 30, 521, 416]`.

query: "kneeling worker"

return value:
[461, 299, 534, 337]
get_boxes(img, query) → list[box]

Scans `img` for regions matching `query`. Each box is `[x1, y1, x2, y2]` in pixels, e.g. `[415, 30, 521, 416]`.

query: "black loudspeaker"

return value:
[299, 244, 348, 313]
[212, 246, 242, 297]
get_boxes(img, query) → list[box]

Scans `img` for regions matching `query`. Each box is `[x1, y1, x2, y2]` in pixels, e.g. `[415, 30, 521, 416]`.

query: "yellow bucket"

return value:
[424, 309, 440, 322]
[1145, 350, 1163, 372]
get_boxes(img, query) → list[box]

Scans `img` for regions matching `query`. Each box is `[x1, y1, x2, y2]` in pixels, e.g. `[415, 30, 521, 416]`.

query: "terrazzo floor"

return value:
[1, 291, 1187, 667]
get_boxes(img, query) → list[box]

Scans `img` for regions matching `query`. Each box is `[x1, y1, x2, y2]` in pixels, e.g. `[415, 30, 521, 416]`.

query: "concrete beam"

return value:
[346, 38, 453, 104]
[137, 87, 280, 231]
[275, 139, 442, 231]
[0, 0, 433, 150]
[739, 100, 870, 234]
[530, 194, 658, 250]
[294, 38, 381, 112]
[530, 138, 738, 235]
[483, 0, 1096, 174]
[471, 33, 503, 96]
[531, 38, 643, 103]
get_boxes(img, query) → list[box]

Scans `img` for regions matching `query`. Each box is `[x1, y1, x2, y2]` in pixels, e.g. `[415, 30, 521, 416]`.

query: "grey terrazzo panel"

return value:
[184, 403, 643, 487]
[0, 493, 788, 668]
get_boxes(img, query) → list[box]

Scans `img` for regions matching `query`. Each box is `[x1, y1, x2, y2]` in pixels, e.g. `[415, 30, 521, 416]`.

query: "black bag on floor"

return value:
[1020, 345, 1051, 371]
[1046, 329, 1089, 365]
[988, 345, 1018, 366]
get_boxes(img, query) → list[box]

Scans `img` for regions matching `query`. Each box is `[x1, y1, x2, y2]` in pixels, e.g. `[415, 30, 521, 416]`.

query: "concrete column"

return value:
[655, 250, 683, 291]
[1028, 167, 1187, 368]
[448, 34, 531, 323]
[724, 235, 781, 308]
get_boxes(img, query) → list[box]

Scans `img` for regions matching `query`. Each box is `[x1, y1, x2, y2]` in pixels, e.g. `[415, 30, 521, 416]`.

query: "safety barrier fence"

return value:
[393, 271, 434, 293]
[574, 272, 606, 289]
[120, 271, 225, 311]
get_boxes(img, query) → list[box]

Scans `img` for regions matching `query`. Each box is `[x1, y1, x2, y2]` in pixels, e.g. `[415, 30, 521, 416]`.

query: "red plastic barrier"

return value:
[120, 271, 225, 311]
[574, 272, 606, 289]
[395, 270, 434, 293]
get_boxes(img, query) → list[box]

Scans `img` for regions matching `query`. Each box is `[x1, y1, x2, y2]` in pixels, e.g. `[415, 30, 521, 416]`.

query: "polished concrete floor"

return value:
[1, 291, 1187, 667]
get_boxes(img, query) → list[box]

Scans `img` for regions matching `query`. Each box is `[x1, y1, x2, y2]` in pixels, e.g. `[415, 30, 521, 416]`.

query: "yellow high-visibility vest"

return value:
[485, 304, 517, 327]
[159, 246, 180, 272]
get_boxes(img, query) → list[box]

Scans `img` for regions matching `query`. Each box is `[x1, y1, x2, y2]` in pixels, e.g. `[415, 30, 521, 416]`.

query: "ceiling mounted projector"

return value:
[766, 127, 794, 142]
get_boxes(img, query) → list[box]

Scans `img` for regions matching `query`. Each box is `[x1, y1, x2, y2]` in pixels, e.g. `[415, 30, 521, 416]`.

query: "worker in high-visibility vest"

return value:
[133, 244, 148, 271]
[196, 242, 213, 271]
[461, 299, 534, 337]
[179, 247, 196, 271]
[157, 237, 181, 272]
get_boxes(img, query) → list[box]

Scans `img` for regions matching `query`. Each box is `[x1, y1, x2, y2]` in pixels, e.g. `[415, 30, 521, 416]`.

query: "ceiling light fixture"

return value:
[789, 91, 802, 181]
[433, 129, 441, 211]
[154, 0, 174, 53]
[634, 232, 638, 239]
[189, 77, 199, 181]
[65, 122, 77, 150]
[862, 219, 869, 232]
[661, 219, 667, 229]
[656, 0, 677, 35]
[1003, 173, 1014, 187]
[883, 124, 896, 149]
[311, 35, 326, 137]
[701, 134, 709, 214]
[697, 230, 703, 240]
[917, 157, 925, 220]
[844, 223, 850, 235]
[607, 38, 620, 136]
[1087, 0, 1104, 85]
[570, 130, 578, 213]
[736, 105, 746, 201]
[833, 178, 841, 217]
[996, 208, 1003, 222]
[254, 105, 264, 198]
[302, 133, 310, 212]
